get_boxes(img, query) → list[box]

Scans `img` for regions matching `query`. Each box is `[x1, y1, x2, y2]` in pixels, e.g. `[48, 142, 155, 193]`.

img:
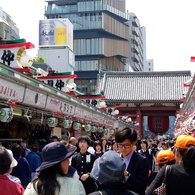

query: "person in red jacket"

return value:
[0, 146, 24, 195]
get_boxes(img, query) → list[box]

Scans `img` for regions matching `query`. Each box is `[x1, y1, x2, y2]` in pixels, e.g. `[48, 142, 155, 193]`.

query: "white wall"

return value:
[38, 47, 75, 73]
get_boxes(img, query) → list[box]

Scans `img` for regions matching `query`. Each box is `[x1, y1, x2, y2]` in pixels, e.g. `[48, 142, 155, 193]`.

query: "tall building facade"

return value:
[0, 7, 19, 40]
[127, 13, 145, 71]
[44, 0, 130, 72]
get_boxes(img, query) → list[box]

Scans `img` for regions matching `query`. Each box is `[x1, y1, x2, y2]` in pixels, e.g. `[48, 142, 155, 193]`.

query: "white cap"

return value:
[6, 149, 18, 168]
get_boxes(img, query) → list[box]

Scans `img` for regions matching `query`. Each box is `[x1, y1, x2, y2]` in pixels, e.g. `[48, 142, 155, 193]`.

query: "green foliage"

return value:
[33, 55, 45, 63]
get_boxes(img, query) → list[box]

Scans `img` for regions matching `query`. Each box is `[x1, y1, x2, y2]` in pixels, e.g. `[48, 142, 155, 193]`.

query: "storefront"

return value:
[174, 74, 195, 137]
[0, 62, 134, 144]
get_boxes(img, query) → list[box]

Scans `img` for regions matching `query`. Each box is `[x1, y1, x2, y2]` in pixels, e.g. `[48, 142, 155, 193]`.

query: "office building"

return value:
[127, 13, 145, 71]
[0, 7, 19, 40]
[44, 0, 130, 93]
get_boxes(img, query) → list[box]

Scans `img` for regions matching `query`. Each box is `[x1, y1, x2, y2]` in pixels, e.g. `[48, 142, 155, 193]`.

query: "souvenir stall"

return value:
[174, 71, 195, 138]
[0, 61, 134, 143]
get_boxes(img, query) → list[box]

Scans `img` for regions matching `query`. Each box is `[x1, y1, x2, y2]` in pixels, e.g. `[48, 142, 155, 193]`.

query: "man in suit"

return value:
[115, 127, 149, 195]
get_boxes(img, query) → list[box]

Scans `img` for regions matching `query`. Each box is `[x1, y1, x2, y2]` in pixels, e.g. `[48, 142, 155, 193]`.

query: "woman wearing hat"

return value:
[156, 149, 175, 169]
[146, 134, 195, 195]
[0, 146, 24, 195]
[24, 142, 86, 195]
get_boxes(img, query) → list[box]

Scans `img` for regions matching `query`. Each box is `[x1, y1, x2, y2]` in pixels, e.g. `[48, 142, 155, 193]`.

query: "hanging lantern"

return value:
[97, 127, 104, 133]
[73, 122, 81, 131]
[91, 126, 97, 133]
[47, 117, 58, 127]
[0, 107, 13, 123]
[62, 119, 72, 128]
[148, 116, 169, 134]
[109, 129, 115, 135]
[104, 128, 108, 134]
[84, 124, 92, 132]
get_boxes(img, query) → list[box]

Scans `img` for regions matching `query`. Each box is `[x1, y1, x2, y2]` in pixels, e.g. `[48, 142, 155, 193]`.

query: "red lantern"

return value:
[148, 116, 169, 134]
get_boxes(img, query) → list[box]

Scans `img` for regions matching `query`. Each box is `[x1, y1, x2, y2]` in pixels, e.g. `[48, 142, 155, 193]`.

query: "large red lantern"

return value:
[148, 116, 169, 134]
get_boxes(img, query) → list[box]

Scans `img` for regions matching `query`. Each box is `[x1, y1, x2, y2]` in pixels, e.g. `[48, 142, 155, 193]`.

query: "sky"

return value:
[1, 0, 195, 71]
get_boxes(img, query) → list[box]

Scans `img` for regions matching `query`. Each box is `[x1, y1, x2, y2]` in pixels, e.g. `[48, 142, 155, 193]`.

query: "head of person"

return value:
[140, 139, 148, 150]
[36, 142, 77, 175]
[51, 135, 59, 142]
[34, 142, 77, 195]
[101, 138, 107, 147]
[77, 135, 91, 151]
[0, 146, 12, 174]
[156, 149, 175, 168]
[174, 134, 195, 170]
[147, 139, 153, 148]
[12, 143, 24, 157]
[69, 137, 77, 146]
[93, 141, 103, 152]
[31, 144, 40, 152]
[111, 140, 118, 152]
[115, 127, 137, 157]
[151, 142, 158, 151]
[91, 150, 126, 185]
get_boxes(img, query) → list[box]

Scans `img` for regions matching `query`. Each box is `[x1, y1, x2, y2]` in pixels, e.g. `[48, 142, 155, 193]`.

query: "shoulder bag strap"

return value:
[163, 165, 171, 184]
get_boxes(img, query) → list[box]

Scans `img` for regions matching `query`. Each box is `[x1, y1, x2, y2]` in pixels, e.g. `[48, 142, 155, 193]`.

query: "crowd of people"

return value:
[0, 127, 195, 195]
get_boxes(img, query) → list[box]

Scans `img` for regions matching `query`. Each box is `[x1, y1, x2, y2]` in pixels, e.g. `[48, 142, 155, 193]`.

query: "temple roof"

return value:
[96, 71, 191, 103]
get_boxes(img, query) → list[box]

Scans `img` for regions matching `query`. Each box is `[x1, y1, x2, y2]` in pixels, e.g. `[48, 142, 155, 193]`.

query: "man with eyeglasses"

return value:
[115, 127, 149, 195]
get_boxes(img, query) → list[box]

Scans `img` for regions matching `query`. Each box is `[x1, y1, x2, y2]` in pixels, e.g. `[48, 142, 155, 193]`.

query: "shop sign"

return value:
[104, 118, 115, 127]
[45, 96, 75, 115]
[23, 88, 47, 108]
[0, 42, 34, 68]
[83, 110, 93, 121]
[39, 78, 66, 91]
[92, 113, 105, 124]
[0, 78, 24, 101]
[74, 107, 93, 120]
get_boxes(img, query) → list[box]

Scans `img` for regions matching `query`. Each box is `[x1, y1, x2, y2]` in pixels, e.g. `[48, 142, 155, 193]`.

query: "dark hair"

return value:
[115, 127, 137, 143]
[158, 159, 176, 168]
[151, 142, 157, 149]
[77, 135, 91, 146]
[0, 146, 12, 174]
[12, 143, 24, 157]
[167, 139, 175, 148]
[31, 144, 39, 152]
[33, 162, 64, 195]
[94, 141, 103, 151]
[182, 145, 195, 171]
[140, 139, 148, 148]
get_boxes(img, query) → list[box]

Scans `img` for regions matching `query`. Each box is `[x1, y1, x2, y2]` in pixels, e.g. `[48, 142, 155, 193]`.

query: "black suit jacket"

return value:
[71, 151, 98, 194]
[125, 151, 149, 195]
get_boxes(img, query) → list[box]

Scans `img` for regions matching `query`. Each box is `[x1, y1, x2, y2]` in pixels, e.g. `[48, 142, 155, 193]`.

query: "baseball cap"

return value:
[175, 134, 195, 149]
[156, 149, 175, 165]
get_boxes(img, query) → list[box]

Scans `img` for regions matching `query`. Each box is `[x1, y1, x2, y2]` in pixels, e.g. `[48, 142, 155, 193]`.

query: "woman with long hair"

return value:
[24, 142, 86, 195]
